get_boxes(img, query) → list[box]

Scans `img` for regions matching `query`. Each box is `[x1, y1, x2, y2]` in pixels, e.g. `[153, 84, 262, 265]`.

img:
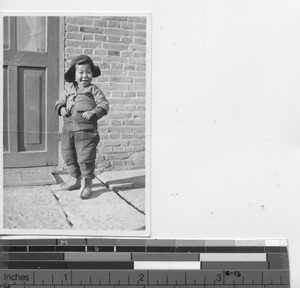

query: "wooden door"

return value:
[3, 16, 60, 167]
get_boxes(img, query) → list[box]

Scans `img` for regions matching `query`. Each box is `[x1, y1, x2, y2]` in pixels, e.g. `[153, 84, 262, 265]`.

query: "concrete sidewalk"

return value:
[3, 169, 146, 232]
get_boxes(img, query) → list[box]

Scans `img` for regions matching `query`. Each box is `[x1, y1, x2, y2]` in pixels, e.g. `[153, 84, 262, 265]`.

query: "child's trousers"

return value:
[61, 128, 100, 179]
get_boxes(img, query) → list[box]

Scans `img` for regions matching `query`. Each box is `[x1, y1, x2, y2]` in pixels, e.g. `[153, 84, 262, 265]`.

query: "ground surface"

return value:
[3, 169, 146, 233]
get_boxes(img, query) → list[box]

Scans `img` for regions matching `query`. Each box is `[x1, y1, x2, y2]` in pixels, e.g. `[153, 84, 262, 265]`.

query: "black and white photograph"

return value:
[1, 13, 151, 236]
[1, 0, 300, 285]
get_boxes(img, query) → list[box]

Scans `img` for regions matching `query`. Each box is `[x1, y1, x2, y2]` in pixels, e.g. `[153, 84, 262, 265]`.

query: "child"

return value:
[55, 55, 109, 199]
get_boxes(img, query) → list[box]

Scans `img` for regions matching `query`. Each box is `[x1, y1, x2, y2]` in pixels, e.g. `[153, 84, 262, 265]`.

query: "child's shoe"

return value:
[78, 178, 92, 199]
[61, 175, 81, 191]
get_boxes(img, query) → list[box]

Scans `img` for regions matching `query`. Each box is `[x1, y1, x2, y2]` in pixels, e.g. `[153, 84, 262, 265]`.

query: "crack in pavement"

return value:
[94, 174, 145, 216]
[51, 192, 74, 228]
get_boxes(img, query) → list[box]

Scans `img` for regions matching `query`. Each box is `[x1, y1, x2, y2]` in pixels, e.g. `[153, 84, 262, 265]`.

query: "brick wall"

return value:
[64, 16, 147, 171]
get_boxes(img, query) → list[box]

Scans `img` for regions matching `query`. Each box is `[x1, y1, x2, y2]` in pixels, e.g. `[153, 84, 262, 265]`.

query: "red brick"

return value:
[121, 21, 135, 29]
[107, 153, 129, 160]
[134, 133, 145, 139]
[125, 91, 137, 97]
[131, 30, 146, 37]
[109, 98, 131, 105]
[94, 20, 108, 27]
[66, 47, 84, 54]
[111, 63, 124, 69]
[84, 48, 93, 54]
[137, 64, 146, 71]
[131, 139, 145, 146]
[135, 77, 146, 83]
[124, 64, 136, 71]
[83, 34, 94, 41]
[134, 38, 146, 45]
[103, 42, 129, 51]
[124, 105, 137, 111]
[134, 52, 146, 58]
[66, 17, 93, 25]
[104, 140, 130, 146]
[120, 36, 133, 44]
[98, 76, 109, 83]
[123, 77, 134, 83]
[111, 105, 125, 111]
[110, 120, 122, 126]
[128, 83, 146, 91]
[108, 35, 121, 43]
[112, 146, 125, 153]
[104, 28, 130, 36]
[100, 146, 112, 153]
[130, 44, 146, 52]
[66, 32, 82, 40]
[109, 126, 131, 133]
[133, 111, 146, 118]
[112, 160, 126, 167]
[82, 41, 100, 49]
[80, 26, 103, 34]
[95, 35, 107, 41]
[99, 62, 110, 69]
[133, 126, 145, 133]
[138, 91, 146, 97]
[108, 50, 120, 56]
[128, 71, 146, 77]
[110, 133, 121, 139]
[111, 91, 125, 97]
[65, 40, 81, 47]
[94, 49, 107, 56]
[122, 134, 134, 139]
[101, 83, 127, 90]
[121, 51, 134, 57]
[102, 16, 128, 21]
[137, 105, 146, 111]
[134, 119, 146, 126]
[97, 160, 112, 169]
[135, 23, 146, 30]
[99, 134, 109, 140]
[110, 76, 122, 82]
[102, 56, 129, 63]
[123, 119, 135, 125]
[98, 118, 109, 126]
[108, 20, 121, 28]
[128, 17, 147, 23]
[131, 145, 145, 152]
[66, 24, 79, 32]
[109, 112, 132, 119]
[129, 58, 146, 65]
[102, 70, 126, 76]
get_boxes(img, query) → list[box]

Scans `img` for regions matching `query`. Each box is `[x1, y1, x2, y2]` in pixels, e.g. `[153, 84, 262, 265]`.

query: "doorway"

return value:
[3, 16, 61, 167]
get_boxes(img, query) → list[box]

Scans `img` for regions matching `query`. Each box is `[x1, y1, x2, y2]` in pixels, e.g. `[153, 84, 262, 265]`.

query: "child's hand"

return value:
[60, 107, 68, 117]
[82, 111, 96, 120]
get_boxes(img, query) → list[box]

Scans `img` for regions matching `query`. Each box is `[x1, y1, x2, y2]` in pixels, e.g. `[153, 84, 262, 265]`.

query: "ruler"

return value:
[0, 238, 289, 287]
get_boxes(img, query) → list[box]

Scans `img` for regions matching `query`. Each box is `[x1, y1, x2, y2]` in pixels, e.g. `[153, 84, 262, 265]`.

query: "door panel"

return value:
[3, 16, 60, 167]
[18, 67, 46, 152]
[3, 66, 8, 152]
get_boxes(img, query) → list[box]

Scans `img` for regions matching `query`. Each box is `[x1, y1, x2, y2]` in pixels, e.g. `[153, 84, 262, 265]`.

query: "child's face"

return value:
[75, 63, 93, 87]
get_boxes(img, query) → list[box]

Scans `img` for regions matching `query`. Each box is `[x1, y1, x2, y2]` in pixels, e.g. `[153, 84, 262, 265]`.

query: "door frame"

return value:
[3, 16, 65, 168]
[57, 16, 65, 168]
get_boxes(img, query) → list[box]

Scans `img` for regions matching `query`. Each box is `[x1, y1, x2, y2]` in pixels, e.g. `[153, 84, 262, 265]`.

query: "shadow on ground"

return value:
[106, 175, 145, 190]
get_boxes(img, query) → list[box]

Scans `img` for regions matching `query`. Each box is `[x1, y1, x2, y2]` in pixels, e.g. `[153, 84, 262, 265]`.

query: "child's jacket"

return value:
[55, 82, 109, 131]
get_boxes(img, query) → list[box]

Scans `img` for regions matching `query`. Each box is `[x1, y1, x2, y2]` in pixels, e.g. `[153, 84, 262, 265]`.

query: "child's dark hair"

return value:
[65, 55, 101, 82]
